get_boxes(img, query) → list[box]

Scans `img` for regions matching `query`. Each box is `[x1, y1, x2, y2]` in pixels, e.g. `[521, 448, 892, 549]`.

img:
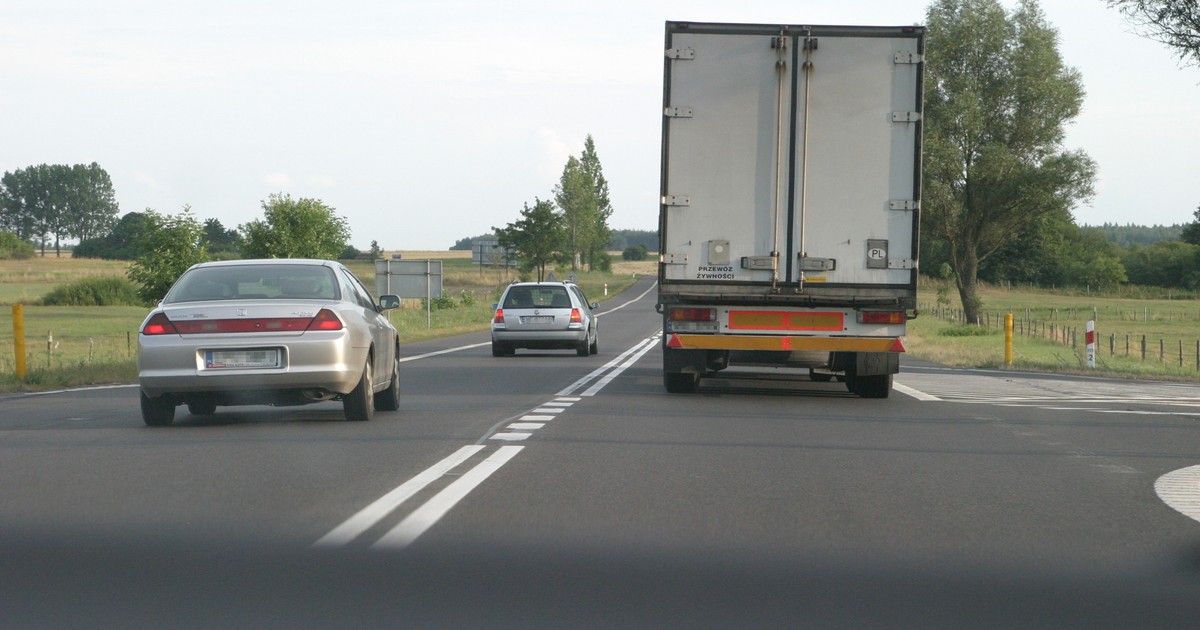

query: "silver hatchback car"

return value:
[491, 282, 598, 357]
[137, 259, 401, 426]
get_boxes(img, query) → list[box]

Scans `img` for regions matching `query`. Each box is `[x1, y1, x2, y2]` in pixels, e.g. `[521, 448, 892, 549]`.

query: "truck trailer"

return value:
[657, 21, 924, 397]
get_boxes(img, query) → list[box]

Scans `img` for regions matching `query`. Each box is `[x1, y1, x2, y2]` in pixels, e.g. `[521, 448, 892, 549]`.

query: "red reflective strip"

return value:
[666, 334, 682, 348]
[1086, 331, 1095, 345]
[173, 318, 314, 334]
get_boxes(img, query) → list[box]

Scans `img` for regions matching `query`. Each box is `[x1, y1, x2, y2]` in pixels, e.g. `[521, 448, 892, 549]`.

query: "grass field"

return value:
[3, 255, 1196, 390]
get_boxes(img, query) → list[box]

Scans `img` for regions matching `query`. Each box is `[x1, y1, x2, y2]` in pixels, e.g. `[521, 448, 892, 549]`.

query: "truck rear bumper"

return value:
[664, 333, 905, 353]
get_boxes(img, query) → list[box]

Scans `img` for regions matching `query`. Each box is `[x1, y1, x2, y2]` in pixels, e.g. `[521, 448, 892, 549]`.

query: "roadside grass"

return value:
[0, 253, 644, 391]
[8, 254, 1193, 393]
[909, 281, 1200, 382]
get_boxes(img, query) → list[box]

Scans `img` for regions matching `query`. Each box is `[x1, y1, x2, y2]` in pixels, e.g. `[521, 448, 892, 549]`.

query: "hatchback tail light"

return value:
[494, 308, 505, 324]
[569, 308, 582, 324]
[141, 312, 179, 335]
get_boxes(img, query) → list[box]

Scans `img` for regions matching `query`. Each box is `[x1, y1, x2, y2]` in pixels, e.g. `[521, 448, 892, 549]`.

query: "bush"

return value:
[41, 277, 145, 306]
[0, 231, 34, 260]
[622, 244, 648, 261]
[938, 324, 998, 337]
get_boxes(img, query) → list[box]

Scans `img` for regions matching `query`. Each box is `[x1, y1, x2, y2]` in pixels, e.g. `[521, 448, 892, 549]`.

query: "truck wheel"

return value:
[855, 374, 893, 399]
[664, 372, 698, 394]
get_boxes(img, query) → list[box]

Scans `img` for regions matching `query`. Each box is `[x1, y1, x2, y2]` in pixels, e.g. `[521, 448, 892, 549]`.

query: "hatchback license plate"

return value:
[205, 349, 280, 369]
[522, 316, 553, 324]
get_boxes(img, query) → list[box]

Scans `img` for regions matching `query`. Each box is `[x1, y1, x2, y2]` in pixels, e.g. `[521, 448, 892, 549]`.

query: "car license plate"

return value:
[522, 316, 553, 324]
[205, 349, 281, 369]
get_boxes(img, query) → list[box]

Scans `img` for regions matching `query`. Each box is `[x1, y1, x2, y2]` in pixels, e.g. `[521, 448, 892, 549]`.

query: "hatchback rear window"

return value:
[503, 286, 572, 309]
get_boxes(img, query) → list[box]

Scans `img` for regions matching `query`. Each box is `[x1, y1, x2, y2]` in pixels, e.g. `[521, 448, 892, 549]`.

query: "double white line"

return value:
[315, 331, 662, 551]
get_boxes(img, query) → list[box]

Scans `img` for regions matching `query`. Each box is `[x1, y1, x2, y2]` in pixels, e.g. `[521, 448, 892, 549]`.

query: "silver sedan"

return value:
[137, 259, 401, 426]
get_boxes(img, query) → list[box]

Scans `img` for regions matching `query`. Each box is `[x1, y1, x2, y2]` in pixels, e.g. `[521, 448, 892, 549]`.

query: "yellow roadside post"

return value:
[12, 304, 26, 380]
[1005, 313, 1014, 366]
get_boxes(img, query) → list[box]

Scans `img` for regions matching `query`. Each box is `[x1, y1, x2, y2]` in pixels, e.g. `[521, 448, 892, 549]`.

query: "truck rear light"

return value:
[141, 313, 179, 335]
[668, 307, 716, 322]
[858, 311, 907, 325]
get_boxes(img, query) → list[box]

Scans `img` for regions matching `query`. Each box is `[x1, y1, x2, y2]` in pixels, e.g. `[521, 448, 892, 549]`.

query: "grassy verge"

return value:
[0, 254, 645, 392]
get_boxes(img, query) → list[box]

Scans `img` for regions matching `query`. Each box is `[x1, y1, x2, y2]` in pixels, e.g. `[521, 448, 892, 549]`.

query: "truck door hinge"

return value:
[888, 259, 916, 270]
[665, 47, 695, 60]
[661, 195, 691, 207]
[889, 199, 919, 211]
[664, 106, 693, 118]
[894, 52, 923, 64]
[662, 253, 689, 265]
[891, 111, 922, 123]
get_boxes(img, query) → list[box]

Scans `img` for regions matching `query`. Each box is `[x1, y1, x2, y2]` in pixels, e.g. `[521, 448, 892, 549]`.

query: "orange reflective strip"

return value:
[670, 335, 905, 353]
[727, 310, 844, 331]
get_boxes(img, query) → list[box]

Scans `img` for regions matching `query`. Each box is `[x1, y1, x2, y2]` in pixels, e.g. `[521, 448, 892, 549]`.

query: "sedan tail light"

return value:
[141, 312, 179, 335]
[306, 309, 344, 331]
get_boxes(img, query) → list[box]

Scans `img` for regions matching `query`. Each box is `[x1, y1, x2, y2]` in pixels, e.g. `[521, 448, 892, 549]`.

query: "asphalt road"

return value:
[4, 275, 1200, 627]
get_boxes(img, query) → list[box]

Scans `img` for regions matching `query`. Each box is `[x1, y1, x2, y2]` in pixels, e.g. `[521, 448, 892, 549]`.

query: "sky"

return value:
[2, 0, 1197, 250]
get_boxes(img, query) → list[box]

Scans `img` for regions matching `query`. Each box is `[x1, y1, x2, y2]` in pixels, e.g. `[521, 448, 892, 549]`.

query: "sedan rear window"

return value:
[503, 286, 572, 309]
[166, 265, 338, 303]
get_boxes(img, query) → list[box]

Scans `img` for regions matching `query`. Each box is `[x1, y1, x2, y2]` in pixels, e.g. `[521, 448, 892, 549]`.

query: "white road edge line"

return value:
[393, 280, 654, 364]
[893, 382, 941, 401]
[313, 445, 485, 548]
[398, 342, 490, 363]
[373, 445, 525, 550]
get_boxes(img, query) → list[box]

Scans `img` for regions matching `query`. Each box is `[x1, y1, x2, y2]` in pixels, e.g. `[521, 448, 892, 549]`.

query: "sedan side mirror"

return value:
[379, 295, 401, 310]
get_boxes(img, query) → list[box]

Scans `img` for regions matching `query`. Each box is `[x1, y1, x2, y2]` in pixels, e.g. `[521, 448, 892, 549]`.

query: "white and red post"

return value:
[1086, 320, 1096, 369]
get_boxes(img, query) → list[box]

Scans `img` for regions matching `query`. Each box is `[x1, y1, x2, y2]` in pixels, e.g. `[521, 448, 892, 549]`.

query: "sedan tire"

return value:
[141, 391, 176, 427]
[374, 353, 401, 412]
[343, 359, 374, 422]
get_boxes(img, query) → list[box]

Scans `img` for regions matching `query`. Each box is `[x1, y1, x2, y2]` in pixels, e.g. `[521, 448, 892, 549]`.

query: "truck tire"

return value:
[854, 374, 892, 399]
[664, 372, 698, 394]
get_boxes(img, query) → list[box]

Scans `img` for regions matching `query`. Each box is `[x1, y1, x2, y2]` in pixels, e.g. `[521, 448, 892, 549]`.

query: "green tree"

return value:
[61, 163, 120, 244]
[240, 193, 351, 259]
[553, 135, 614, 271]
[0, 231, 34, 260]
[74, 211, 155, 260]
[0, 163, 119, 257]
[202, 218, 243, 255]
[1180, 205, 1200, 245]
[923, 0, 1097, 323]
[1109, 1, 1200, 66]
[493, 198, 566, 282]
[128, 207, 210, 303]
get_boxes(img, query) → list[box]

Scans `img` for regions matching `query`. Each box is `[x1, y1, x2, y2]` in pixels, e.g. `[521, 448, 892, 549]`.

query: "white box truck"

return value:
[658, 21, 924, 397]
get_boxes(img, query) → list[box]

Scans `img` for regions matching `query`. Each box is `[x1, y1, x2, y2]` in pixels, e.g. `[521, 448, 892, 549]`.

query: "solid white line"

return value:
[313, 445, 485, 548]
[373, 445, 525, 550]
[893, 382, 941, 401]
[398, 342, 490, 363]
[581, 333, 662, 396]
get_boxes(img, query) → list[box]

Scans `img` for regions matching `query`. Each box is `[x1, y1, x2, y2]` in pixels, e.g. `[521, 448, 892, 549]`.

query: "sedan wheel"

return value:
[343, 358, 374, 421]
[140, 391, 176, 426]
[374, 353, 401, 412]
